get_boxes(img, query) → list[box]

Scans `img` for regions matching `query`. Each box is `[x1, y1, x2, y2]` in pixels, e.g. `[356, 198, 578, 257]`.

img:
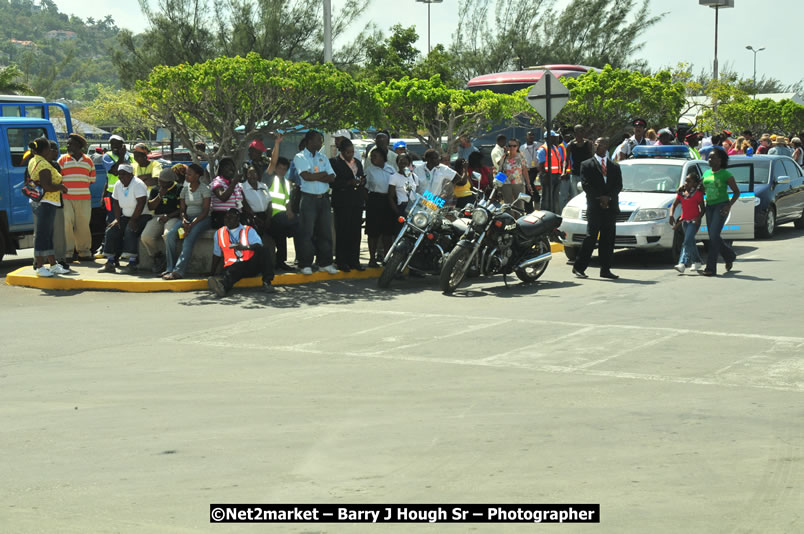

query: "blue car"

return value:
[727, 155, 804, 238]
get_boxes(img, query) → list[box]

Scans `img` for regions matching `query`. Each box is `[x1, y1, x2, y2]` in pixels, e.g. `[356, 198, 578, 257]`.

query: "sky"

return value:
[52, 0, 802, 89]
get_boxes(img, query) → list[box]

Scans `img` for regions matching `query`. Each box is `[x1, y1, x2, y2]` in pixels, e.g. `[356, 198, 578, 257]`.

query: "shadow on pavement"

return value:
[177, 278, 427, 309]
[766, 225, 804, 242]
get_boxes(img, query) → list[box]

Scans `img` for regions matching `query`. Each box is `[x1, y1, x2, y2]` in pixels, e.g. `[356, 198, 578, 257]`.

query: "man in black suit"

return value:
[572, 137, 622, 280]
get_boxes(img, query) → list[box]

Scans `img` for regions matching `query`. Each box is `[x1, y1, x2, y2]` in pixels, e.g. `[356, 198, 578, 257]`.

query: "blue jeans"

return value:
[705, 202, 736, 273]
[33, 202, 57, 257]
[164, 216, 212, 276]
[678, 220, 702, 266]
[103, 215, 152, 260]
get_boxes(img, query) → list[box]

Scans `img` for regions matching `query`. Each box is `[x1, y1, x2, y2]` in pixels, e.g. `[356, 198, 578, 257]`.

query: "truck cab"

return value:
[0, 97, 107, 263]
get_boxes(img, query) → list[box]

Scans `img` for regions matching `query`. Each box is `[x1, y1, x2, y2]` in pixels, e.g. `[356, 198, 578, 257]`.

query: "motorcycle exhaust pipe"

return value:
[516, 251, 552, 270]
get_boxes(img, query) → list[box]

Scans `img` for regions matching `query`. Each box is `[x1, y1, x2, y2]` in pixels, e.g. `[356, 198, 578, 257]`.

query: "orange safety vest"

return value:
[541, 145, 564, 174]
[217, 225, 255, 266]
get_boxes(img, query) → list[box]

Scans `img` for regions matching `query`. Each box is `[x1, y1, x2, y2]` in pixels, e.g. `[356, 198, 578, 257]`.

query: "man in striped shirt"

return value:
[57, 133, 96, 260]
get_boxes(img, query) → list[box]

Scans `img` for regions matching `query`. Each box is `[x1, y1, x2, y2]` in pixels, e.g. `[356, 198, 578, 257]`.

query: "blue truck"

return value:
[0, 96, 107, 263]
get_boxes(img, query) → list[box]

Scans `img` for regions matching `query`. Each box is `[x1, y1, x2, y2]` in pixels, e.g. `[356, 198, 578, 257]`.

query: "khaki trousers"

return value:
[63, 198, 92, 258]
[140, 217, 181, 258]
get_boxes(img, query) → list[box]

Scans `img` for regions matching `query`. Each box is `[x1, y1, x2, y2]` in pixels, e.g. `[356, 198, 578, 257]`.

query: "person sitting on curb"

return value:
[99, 164, 151, 273]
[140, 168, 183, 274]
[163, 164, 211, 280]
[208, 208, 275, 297]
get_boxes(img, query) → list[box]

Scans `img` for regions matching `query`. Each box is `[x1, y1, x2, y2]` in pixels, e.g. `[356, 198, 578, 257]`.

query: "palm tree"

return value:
[0, 64, 31, 95]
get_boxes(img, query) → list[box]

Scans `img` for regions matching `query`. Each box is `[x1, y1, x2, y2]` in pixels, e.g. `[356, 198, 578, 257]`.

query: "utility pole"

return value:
[323, 0, 332, 63]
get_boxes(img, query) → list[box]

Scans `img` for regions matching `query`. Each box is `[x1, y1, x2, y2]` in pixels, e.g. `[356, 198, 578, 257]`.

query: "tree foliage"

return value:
[72, 85, 158, 139]
[515, 65, 686, 139]
[137, 53, 380, 164]
[450, 0, 661, 85]
[376, 75, 520, 151]
[0, 64, 30, 94]
[114, 0, 372, 88]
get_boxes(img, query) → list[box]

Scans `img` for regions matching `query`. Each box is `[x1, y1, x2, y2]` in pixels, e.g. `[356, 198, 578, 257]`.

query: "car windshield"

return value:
[621, 164, 683, 192]
[728, 161, 770, 184]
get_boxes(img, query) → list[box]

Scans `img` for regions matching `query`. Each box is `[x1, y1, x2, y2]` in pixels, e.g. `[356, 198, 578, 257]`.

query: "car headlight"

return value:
[562, 206, 580, 219]
[411, 212, 430, 228]
[633, 208, 669, 222]
[471, 209, 489, 227]
[754, 196, 760, 207]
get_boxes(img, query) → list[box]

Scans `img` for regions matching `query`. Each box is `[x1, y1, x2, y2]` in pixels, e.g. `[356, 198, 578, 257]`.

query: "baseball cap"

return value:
[118, 163, 134, 174]
[658, 128, 673, 137]
[133, 143, 149, 154]
[334, 129, 352, 139]
[109, 134, 124, 143]
[158, 168, 177, 182]
[249, 139, 267, 153]
[68, 133, 88, 148]
[393, 140, 407, 150]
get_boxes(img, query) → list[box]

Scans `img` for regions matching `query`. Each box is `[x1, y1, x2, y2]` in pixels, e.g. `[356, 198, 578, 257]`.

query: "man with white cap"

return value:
[99, 163, 152, 273]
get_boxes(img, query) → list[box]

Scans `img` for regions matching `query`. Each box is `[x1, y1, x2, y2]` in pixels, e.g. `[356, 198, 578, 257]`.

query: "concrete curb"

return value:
[6, 243, 565, 292]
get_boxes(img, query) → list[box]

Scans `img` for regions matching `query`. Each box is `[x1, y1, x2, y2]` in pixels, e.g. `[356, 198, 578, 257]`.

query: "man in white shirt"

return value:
[99, 164, 152, 273]
[615, 118, 649, 161]
[241, 165, 273, 234]
[414, 149, 458, 200]
[490, 134, 507, 174]
[521, 130, 541, 205]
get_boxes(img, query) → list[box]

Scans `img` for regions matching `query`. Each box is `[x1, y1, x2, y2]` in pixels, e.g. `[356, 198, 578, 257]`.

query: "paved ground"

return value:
[1, 226, 803, 533]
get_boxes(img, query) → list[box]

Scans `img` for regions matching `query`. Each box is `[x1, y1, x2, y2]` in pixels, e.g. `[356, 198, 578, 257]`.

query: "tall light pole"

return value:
[745, 45, 765, 98]
[699, 0, 734, 82]
[323, 0, 332, 63]
[416, 0, 443, 54]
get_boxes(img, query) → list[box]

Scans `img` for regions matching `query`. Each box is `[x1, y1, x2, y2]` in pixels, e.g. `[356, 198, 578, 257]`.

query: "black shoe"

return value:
[572, 267, 588, 279]
[275, 262, 294, 272]
[208, 276, 227, 297]
[367, 261, 379, 269]
[98, 261, 116, 274]
[725, 261, 733, 272]
[352, 264, 366, 271]
[600, 271, 619, 280]
[339, 265, 352, 273]
[262, 282, 276, 294]
[701, 270, 716, 277]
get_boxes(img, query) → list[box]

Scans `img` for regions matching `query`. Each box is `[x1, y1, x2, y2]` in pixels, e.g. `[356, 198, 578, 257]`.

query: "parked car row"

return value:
[559, 148, 804, 263]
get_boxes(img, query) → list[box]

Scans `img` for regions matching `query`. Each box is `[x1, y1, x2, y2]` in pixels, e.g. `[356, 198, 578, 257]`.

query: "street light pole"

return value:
[745, 45, 765, 98]
[323, 0, 332, 63]
[699, 0, 734, 81]
[415, 0, 443, 54]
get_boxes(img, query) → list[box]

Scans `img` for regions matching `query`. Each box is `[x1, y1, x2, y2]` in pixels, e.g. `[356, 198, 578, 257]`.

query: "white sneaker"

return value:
[36, 266, 53, 277]
[674, 263, 686, 273]
[692, 263, 702, 271]
[50, 264, 70, 275]
[321, 264, 339, 275]
[301, 267, 313, 275]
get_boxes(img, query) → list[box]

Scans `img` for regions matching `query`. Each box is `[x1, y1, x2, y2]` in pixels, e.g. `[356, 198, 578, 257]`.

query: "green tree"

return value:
[450, 0, 661, 85]
[0, 64, 30, 94]
[73, 85, 158, 139]
[115, 0, 372, 88]
[137, 53, 380, 164]
[516, 65, 686, 139]
[376, 75, 520, 151]
[412, 45, 461, 89]
[361, 24, 420, 82]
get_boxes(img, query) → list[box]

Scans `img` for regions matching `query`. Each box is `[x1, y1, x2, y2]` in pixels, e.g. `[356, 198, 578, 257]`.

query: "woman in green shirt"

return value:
[701, 147, 741, 276]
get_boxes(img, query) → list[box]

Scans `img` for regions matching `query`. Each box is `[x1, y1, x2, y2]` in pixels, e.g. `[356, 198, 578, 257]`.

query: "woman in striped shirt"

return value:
[210, 157, 244, 229]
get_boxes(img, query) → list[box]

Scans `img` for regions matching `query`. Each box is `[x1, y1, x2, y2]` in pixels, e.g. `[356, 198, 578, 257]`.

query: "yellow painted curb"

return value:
[6, 242, 564, 293]
[6, 266, 384, 293]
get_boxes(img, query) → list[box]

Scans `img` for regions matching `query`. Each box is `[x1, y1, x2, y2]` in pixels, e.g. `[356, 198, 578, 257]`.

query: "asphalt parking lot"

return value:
[1, 225, 802, 533]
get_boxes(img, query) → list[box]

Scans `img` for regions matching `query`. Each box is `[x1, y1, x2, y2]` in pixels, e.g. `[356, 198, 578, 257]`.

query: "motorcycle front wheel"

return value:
[440, 245, 472, 294]
[378, 245, 408, 289]
[515, 237, 551, 283]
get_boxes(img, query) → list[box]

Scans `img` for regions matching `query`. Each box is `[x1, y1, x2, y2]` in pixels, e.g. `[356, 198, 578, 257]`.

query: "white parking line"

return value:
[576, 332, 680, 369]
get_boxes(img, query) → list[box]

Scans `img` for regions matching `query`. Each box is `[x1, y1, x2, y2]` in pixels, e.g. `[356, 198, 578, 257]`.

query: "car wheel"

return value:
[757, 206, 776, 238]
[563, 246, 578, 262]
[794, 209, 804, 229]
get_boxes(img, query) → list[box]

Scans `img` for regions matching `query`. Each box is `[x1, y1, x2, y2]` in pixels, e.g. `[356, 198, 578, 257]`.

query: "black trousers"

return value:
[574, 206, 616, 273]
[269, 211, 299, 264]
[333, 205, 363, 268]
[222, 245, 275, 291]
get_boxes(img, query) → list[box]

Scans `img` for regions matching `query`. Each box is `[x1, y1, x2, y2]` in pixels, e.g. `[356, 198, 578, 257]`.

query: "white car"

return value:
[560, 157, 755, 263]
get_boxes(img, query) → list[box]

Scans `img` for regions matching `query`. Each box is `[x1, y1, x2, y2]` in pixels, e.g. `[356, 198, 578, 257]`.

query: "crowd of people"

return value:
[22, 118, 803, 293]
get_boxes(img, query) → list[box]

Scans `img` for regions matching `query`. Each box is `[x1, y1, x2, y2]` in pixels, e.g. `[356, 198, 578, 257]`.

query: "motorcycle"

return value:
[378, 185, 466, 289]
[439, 173, 563, 294]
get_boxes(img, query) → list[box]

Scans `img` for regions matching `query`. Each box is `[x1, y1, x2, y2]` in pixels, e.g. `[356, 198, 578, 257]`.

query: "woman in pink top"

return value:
[668, 172, 706, 273]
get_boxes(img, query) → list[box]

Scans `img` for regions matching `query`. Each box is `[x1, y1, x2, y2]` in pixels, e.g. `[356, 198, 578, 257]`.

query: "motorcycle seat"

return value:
[516, 210, 562, 237]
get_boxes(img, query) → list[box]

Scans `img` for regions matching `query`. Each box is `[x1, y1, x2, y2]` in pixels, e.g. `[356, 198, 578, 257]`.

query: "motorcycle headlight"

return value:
[561, 206, 580, 220]
[633, 208, 668, 222]
[411, 212, 430, 228]
[471, 209, 489, 227]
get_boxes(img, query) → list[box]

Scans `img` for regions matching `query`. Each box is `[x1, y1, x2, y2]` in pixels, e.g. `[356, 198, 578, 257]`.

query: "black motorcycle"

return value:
[439, 177, 562, 294]
[378, 187, 466, 288]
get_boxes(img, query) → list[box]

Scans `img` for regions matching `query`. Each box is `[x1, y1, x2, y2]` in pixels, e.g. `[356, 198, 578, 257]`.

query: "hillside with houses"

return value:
[0, 0, 120, 100]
